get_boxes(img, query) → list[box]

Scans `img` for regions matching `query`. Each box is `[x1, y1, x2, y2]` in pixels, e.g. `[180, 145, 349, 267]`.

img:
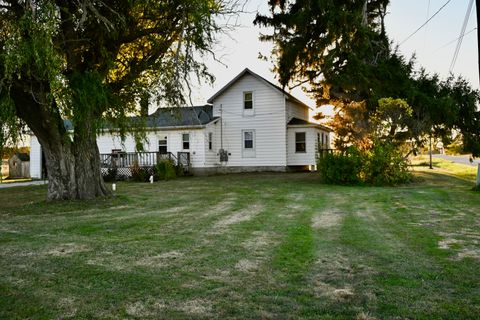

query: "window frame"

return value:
[158, 138, 168, 153]
[242, 129, 256, 158]
[243, 91, 253, 110]
[182, 133, 190, 150]
[208, 132, 213, 151]
[295, 132, 306, 153]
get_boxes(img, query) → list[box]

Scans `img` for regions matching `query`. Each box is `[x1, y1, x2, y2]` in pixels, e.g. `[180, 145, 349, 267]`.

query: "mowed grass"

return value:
[0, 160, 479, 319]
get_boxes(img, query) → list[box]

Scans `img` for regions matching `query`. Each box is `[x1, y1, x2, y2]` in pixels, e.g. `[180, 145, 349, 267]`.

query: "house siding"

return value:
[29, 135, 42, 179]
[97, 129, 206, 167]
[211, 73, 287, 167]
[286, 100, 309, 122]
[287, 127, 319, 166]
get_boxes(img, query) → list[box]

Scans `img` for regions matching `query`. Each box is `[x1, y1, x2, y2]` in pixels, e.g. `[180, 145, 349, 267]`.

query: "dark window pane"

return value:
[244, 100, 253, 109]
[245, 140, 253, 149]
[295, 132, 306, 152]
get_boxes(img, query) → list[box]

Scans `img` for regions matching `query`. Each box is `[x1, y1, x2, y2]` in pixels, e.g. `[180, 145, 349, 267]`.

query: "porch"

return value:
[99, 151, 191, 179]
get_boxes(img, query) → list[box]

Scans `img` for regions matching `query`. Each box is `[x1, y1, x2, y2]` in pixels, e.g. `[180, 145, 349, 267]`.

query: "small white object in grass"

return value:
[112, 183, 116, 191]
[149, 175, 154, 183]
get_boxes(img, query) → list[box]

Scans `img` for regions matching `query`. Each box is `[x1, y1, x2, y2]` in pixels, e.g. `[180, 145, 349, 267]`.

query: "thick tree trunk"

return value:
[12, 83, 109, 201]
[73, 123, 109, 199]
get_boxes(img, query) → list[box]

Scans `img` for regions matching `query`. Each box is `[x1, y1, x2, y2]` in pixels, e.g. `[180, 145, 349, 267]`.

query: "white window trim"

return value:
[243, 91, 255, 116]
[182, 133, 190, 150]
[295, 131, 307, 153]
[242, 129, 256, 158]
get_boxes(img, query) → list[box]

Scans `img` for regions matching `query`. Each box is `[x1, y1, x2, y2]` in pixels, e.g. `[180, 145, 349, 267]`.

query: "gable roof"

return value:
[62, 105, 218, 132]
[207, 68, 311, 110]
[146, 105, 218, 128]
[287, 117, 333, 132]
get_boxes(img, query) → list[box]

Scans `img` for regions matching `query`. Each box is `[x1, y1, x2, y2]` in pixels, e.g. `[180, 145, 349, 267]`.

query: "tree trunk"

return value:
[73, 122, 109, 199]
[12, 82, 109, 201]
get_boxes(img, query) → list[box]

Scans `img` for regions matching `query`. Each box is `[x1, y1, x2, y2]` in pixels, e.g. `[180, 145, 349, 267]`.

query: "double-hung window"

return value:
[242, 130, 255, 158]
[295, 132, 306, 153]
[182, 133, 190, 150]
[243, 92, 253, 110]
[244, 131, 254, 149]
[158, 138, 167, 153]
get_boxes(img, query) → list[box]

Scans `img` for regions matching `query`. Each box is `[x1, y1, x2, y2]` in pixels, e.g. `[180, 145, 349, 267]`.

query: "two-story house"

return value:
[29, 68, 331, 178]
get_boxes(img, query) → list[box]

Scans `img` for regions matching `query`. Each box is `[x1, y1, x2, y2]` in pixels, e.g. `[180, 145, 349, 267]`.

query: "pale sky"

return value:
[189, 0, 479, 109]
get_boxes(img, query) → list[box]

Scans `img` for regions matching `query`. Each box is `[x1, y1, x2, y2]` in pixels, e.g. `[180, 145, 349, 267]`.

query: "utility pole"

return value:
[429, 134, 433, 169]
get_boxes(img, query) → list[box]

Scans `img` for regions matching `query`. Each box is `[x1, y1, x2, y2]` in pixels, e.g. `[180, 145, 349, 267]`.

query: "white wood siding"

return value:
[286, 100, 309, 122]
[287, 127, 318, 166]
[97, 129, 206, 167]
[29, 135, 42, 179]
[212, 74, 287, 167]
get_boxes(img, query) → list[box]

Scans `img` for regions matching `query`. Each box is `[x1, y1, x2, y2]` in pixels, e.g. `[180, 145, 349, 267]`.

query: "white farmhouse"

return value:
[29, 68, 331, 178]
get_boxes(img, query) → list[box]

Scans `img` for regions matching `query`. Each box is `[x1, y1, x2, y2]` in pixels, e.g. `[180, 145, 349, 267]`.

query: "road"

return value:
[0, 180, 48, 189]
[432, 154, 480, 166]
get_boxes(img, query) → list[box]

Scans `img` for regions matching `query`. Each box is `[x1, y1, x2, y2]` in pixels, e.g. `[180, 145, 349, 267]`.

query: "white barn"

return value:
[29, 68, 331, 178]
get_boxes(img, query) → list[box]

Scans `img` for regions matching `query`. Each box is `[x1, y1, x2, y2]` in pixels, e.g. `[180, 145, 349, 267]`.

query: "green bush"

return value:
[155, 159, 176, 181]
[317, 142, 411, 186]
[318, 147, 362, 185]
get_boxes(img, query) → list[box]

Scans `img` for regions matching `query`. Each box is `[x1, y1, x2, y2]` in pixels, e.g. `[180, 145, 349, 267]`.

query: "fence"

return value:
[100, 151, 190, 179]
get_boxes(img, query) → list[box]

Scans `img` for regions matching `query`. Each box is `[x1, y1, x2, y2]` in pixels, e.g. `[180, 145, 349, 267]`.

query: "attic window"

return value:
[243, 92, 253, 109]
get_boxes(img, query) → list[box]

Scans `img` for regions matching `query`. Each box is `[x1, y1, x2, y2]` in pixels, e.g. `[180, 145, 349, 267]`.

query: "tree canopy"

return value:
[0, 0, 237, 200]
[255, 0, 480, 156]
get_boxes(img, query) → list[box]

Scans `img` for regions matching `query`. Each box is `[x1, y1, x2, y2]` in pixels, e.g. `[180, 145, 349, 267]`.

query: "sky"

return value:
[189, 0, 479, 109]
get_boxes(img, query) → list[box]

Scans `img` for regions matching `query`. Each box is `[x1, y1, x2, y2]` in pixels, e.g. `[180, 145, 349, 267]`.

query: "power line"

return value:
[399, 0, 452, 46]
[449, 0, 474, 72]
[434, 27, 477, 52]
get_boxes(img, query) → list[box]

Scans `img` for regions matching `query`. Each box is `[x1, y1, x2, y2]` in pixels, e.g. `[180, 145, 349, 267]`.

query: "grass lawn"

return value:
[0, 159, 479, 319]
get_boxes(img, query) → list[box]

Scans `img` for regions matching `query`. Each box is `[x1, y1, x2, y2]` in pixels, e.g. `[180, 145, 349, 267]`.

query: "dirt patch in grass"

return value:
[125, 299, 166, 317]
[235, 258, 259, 272]
[136, 250, 184, 268]
[47, 243, 90, 256]
[211, 204, 264, 232]
[437, 231, 480, 260]
[312, 209, 344, 229]
[178, 298, 212, 316]
[57, 297, 77, 318]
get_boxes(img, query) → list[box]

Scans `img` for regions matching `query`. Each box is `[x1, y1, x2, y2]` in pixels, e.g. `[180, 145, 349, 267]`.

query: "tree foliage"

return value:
[256, 0, 480, 156]
[0, 0, 238, 200]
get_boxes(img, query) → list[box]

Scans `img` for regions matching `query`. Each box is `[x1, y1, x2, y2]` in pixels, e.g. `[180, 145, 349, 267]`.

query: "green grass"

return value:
[0, 163, 479, 319]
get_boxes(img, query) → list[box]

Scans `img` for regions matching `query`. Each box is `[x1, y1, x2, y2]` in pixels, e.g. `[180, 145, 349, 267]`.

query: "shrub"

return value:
[155, 159, 176, 181]
[103, 167, 117, 182]
[317, 142, 411, 186]
[363, 141, 411, 185]
[318, 146, 362, 184]
[130, 161, 149, 182]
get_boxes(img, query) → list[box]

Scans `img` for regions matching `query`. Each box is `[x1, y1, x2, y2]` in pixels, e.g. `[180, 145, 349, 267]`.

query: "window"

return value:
[208, 132, 213, 150]
[244, 131, 254, 149]
[182, 133, 190, 150]
[243, 92, 253, 109]
[295, 132, 306, 153]
[158, 138, 167, 154]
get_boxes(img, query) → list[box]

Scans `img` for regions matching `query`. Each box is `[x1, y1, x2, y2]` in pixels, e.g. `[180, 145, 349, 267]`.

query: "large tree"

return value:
[0, 0, 236, 200]
[255, 0, 480, 155]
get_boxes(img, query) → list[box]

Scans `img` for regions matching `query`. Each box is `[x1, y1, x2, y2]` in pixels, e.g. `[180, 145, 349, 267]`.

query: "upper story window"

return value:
[243, 92, 253, 110]
[182, 133, 190, 150]
[295, 132, 306, 153]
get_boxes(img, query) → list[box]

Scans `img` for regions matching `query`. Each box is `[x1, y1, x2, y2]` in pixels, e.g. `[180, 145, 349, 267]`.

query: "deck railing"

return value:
[99, 151, 190, 178]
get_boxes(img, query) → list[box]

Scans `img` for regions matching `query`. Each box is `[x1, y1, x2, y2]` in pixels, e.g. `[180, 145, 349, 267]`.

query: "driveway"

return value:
[0, 180, 48, 189]
[432, 154, 480, 166]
